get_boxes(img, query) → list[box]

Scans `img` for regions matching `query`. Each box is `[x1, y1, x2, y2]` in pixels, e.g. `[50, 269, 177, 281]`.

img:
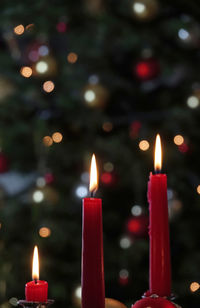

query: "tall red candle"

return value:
[81, 154, 105, 308]
[147, 135, 171, 297]
[25, 246, 48, 302]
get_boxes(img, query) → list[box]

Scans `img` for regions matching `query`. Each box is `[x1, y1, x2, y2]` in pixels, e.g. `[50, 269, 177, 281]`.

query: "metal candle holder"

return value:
[18, 299, 54, 308]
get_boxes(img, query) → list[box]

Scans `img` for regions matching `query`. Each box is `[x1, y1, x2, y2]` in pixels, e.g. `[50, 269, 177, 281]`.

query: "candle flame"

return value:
[32, 245, 39, 281]
[154, 134, 162, 172]
[89, 154, 98, 194]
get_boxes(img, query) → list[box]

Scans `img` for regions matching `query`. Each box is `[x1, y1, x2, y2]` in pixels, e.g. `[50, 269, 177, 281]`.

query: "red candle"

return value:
[147, 134, 171, 297]
[25, 246, 48, 302]
[81, 154, 105, 308]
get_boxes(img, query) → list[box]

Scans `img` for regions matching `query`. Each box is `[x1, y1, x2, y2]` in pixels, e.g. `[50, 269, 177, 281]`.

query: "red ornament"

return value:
[126, 215, 148, 238]
[135, 58, 160, 81]
[0, 153, 9, 173]
[132, 297, 176, 308]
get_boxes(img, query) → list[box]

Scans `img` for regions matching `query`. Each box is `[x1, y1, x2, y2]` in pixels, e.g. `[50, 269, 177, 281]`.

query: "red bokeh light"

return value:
[178, 143, 189, 153]
[56, 22, 67, 33]
[101, 172, 112, 184]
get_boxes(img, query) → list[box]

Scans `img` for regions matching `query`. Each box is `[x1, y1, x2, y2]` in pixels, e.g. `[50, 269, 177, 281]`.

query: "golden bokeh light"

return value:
[139, 140, 149, 151]
[190, 282, 199, 292]
[102, 122, 113, 132]
[43, 136, 53, 147]
[39, 227, 51, 238]
[43, 80, 55, 93]
[67, 52, 78, 64]
[52, 132, 63, 143]
[20, 66, 32, 78]
[196, 185, 200, 194]
[14, 24, 24, 35]
[174, 135, 184, 146]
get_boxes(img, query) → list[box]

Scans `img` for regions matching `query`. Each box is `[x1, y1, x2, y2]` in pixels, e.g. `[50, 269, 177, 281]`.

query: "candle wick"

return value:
[154, 168, 161, 174]
[34, 279, 38, 284]
[90, 190, 95, 198]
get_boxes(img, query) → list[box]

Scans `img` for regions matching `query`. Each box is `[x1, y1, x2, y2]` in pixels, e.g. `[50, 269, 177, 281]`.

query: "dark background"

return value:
[0, 0, 200, 307]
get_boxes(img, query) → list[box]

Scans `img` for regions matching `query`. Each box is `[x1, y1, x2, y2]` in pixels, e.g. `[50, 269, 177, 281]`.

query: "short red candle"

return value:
[81, 154, 105, 308]
[147, 135, 171, 297]
[25, 246, 48, 302]
[25, 280, 48, 302]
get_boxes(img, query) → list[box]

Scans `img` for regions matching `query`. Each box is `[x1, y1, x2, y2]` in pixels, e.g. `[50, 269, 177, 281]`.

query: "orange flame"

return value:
[32, 246, 39, 280]
[154, 134, 162, 172]
[89, 154, 98, 194]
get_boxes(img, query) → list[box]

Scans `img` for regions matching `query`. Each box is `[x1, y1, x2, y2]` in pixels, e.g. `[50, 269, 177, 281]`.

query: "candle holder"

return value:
[18, 299, 54, 308]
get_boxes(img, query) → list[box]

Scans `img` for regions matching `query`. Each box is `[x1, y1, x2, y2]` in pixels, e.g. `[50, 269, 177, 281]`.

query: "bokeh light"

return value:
[52, 132, 63, 143]
[38, 46, 49, 57]
[14, 24, 24, 35]
[187, 96, 199, 108]
[75, 185, 88, 198]
[139, 140, 149, 151]
[43, 136, 53, 147]
[190, 282, 199, 292]
[39, 227, 51, 238]
[133, 2, 146, 14]
[84, 90, 96, 103]
[67, 52, 78, 64]
[178, 28, 190, 40]
[9, 298, 18, 306]
[43, 81, 55, 93]
[36, 61, 48, 74]
[20, 66, 32, 78]
[104, 162, 114, 172]
[74, 285, 81, 299]
[119, 236, 131, 249]
[119, 269, 129, 279]
[102, 122, 113, 132]
[174, 135, 184, 146]
[36, 177, 46, 188]
[33, 190, 44, 203]
[196, 185, 200, 194]
[131, 205, 142, 216]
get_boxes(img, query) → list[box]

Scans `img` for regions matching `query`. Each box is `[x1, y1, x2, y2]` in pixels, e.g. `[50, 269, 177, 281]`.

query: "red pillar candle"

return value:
[147, 134, 171, 297]
[25, 246, 48, 302]
[81, 154, 105, 308]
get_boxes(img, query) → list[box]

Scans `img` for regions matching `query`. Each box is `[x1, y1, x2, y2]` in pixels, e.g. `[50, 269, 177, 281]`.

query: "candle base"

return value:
[18, 299, 54, 308]
[131, 294, 182, 308]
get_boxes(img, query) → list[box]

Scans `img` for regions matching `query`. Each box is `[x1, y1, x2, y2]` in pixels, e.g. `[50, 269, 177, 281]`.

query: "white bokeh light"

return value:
[131, 205, 142, 216]
[36, 61, 48, 74]
[36, 177, 46, 188]
[75, 185, 88, 198]
[120, 236, 131, 249]
[178, 28, 190, 40]
[187, 96, 199, 108]
[119, 269, 129, 278]
[133, 2, 146, 14]
[84, 90, 96, 103]
[75, 286, 82, 299]
[33, 190, 44, 203]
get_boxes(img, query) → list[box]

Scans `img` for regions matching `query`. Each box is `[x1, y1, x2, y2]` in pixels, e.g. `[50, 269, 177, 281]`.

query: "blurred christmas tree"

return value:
[0, 0, 200, 307]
